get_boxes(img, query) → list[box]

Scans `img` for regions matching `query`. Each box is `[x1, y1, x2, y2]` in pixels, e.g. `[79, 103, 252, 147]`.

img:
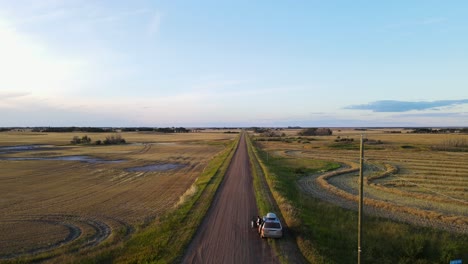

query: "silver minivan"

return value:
[259, 212, 283, 238]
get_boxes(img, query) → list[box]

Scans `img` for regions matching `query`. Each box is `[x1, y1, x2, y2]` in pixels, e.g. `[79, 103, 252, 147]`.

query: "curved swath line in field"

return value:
[80, 218, 112, 247]
[288, 150, 467, 194]
[126, 143, 152, 156]
[0, 220, 81, 260]
[286, 150, 468, 232]
[298, 150, 467, 204]
[0, 214, 112, 260]
[137, 144, 152, 155]
[313, 168, 468, 232]
[106, 216, 134, 238]
[42, 214, 112, 248]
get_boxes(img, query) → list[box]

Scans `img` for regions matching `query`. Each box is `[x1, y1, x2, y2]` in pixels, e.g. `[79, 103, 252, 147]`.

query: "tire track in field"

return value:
[0, 214, 112, 260]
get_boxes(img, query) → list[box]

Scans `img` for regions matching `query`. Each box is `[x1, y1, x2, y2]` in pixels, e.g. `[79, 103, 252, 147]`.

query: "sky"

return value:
[1, 0, 468, 127]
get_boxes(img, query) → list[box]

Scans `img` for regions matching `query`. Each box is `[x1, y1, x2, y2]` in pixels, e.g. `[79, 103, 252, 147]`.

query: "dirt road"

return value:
[182, 134, 279, 264]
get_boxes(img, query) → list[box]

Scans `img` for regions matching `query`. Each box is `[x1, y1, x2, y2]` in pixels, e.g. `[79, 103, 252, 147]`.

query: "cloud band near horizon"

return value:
[345, 99, 468, 112]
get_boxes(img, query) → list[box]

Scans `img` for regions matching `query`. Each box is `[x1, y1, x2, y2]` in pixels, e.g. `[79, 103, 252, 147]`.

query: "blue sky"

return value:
[1, 0, 467, 127]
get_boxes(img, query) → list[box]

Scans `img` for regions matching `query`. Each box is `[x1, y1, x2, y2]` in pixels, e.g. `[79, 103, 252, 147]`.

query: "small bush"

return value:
[70, 135, 92, 144]
[102, 134, 126, 145]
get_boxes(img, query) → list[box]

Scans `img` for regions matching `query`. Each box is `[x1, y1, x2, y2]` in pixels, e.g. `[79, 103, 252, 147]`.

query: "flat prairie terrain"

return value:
[255, 129, 468, 233]
[0, 131, 237, 260]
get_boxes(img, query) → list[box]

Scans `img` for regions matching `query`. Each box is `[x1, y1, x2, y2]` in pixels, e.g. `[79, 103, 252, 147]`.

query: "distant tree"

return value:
[71, 135, 92, 144]
[298, 128, 317, 136]
[316, 128, 333, 136]
[81, 135, 92, 144]
[71, 136, 81, 144]
[103, 134, 126, 145]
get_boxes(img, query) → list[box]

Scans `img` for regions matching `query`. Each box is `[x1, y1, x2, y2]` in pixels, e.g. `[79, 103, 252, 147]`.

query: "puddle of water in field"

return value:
[126, 163, 185, 172]
[0, 155, 124, 164]
[0, 145, 54, 153]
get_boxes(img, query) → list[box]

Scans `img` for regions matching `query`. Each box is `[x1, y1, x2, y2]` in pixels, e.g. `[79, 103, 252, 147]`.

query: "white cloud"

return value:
[0, 19, 86, 96]
[0, 91, 30, 100]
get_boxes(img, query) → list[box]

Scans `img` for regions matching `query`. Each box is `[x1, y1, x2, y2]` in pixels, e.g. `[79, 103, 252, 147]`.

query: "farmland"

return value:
[0, 131, 238, 262]
[250, 129, 468, 263]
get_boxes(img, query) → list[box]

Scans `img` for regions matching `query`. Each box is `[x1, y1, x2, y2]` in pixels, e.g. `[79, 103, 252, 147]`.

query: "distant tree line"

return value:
[120, 127, 155, 132]
[25, 127, 193, 133]
[298, 128, 333, 136]
[33, 127, 110, 133]
[250, 127, 284, 134]
[119, 127, 190, 133]
[411, 128, 468, 134]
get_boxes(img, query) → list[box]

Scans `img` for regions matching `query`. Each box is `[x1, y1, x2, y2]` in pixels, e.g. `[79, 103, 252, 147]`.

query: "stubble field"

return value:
[257, 129, 467, 233]
[0, 131, 237, 261]
[251, 129, 467, 262]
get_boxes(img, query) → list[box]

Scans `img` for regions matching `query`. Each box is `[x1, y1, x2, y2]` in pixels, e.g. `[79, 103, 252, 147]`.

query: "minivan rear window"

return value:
[264, 222, 281, 229]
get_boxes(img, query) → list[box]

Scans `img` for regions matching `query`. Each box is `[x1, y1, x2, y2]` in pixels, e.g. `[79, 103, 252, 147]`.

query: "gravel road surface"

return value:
[182, 134, 279, 264]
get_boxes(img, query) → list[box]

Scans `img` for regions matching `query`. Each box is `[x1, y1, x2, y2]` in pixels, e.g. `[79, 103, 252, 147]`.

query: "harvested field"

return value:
[0, 131, 237, 261]
[254, 130, 468, 233]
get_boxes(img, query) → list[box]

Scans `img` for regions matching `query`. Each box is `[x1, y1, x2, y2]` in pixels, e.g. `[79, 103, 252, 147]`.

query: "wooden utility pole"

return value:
[358, 135, 364, 264]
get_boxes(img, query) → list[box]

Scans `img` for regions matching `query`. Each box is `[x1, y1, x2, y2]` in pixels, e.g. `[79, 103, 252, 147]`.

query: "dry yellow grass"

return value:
[0, 131, 237, 260]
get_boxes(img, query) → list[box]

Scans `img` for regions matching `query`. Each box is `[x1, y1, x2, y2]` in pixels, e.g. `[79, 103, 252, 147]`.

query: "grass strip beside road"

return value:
[85, 135, 240, 263]
[247, 135, 335, 263]
[247, 135, 294, 264]
[247, 135, 317, 264]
